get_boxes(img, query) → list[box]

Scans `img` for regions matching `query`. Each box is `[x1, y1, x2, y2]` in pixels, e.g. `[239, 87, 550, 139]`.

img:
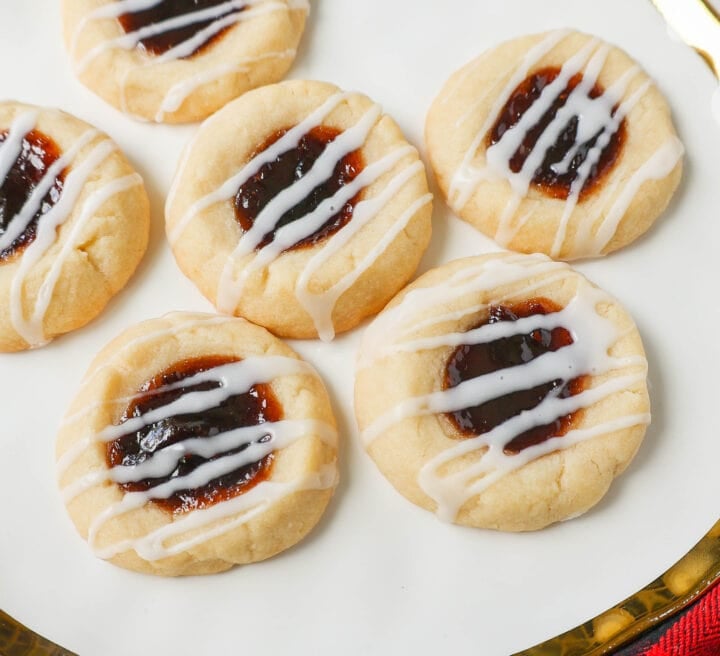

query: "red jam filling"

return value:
[487, 66, 626, 200]
[234, 125, 364, 251]
[444, 298, 587, 454]
[118, 0, 243, 57]
[0, 128, 65, 262]
[107, 355, 281, 514]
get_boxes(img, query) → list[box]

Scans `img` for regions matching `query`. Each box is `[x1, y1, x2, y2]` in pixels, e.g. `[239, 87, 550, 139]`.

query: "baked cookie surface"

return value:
[0, 101, 149, 352]
[166, 79, 433, 341]
[62, 0, 309, 123]
[425, 29, 683, 260]
[56, 312, 338, 576]
[355, 252, 650, 531]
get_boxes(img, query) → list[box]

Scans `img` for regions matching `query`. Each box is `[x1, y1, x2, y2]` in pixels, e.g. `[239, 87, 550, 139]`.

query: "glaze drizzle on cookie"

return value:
[154, 48, 296, 122]
[234, 125, 365, 250]
[117, 0, 245, 57]
[1, 110, 143, 348]
[58, 322, 337, 562]
[107, 355, 281, 514]
[0, 119, 65, 261]
[486, 66, 626, 200]
[444, 298, 588, 455]
[359, 254, 649, 522]
[169, 91, 432, 341]
[447, 30, 683, 258]
[71, 0, 307, 122]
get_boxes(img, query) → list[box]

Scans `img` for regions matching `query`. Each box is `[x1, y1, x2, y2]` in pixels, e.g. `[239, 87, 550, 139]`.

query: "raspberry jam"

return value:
[444, 298, 587, 454]
[108, 355, 281, 514]
[234, 126, 364, 251]
[0, 128, 65, 262]
[118, 0, 243, 57]
[487, 67, 626, 200]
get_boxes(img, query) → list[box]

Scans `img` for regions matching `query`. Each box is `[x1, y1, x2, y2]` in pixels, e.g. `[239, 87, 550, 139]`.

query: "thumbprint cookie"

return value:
[56, 312, 338, 576]
[166, 80, 433, 341]
[0, 101, 149, 352]
[355, 253, 650, 531]
[426, 30, 683, 260]
[62, 0, 309, 123]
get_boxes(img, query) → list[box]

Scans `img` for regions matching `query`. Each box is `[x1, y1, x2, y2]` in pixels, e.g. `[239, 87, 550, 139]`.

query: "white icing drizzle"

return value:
[154, 48, 295, 122]
[76, 0, 255, 71]
[62, 314, 239, 423]
[171, 91, 428, 340]
[153, 3, 287, 65]
[58, 355, 337, 562]
[358, 254, 649, 522]
[448, 30, 683, 258]
[295, 182, 432, 342]
[549, 66, 647, 256]
[58, 353, 316, 474]
[359, 253, 567, 367]
[447, 30, 570, 208]
[0, 111, 37, 198]
[31, 173, 143, 336]
[168, 91, 352, 241]
[63, 418, 335, 503]
[94, 464, 336, 561]
[229, 144, 413, 270]
[587, 136, 684, 253]
[7, 131, 122, 347]
[71, 0, 306, 121]
[57, 315, 242, 483]
[489, 40, 609, 247]
[214, 101, 384, 314]
[0, 120, 97, 253]
[1, 114, 138, 347]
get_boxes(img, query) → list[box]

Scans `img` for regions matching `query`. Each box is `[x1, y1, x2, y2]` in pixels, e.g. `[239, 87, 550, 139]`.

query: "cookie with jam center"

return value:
[166, 79, 433, 341]
[62, 0, 309, 123]
[425, 29, 683, 260]
[355, 252, 650, 531]
[0, 101, 149, 352]
[56, 312, 338, 576]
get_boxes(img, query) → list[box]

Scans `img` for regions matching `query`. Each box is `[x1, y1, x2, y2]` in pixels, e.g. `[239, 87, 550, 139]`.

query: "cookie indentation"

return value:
[234, 125, 365, 251]
[0, 129, 65, 262]
[487, 67, 626, 200]
[444, 297, 587, 454]
[118, 0, 244, 57]
[108, 355, 281, 514]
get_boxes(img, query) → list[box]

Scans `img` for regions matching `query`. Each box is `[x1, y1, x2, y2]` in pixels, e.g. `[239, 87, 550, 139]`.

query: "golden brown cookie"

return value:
[355, 252, 650, 531]
[425, 29, 683, 260]
[56, 312, 338, 576]
[0, 101, 149, 352]
[166, 79, 433, 341]
[62, 0, 309, 123]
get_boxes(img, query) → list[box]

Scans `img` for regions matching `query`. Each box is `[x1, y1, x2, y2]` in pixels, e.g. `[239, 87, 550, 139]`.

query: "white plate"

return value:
[1, 1, 719, 654]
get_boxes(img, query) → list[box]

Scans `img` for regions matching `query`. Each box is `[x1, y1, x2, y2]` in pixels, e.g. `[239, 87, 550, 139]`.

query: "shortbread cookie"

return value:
[0, 101, 149, 352]
[166, 80, 433, 341]
[62, 0, 309, 123]
[426, 30, 683, 260]
[355, 253, 650, 531]
[56, 312, 338, 576]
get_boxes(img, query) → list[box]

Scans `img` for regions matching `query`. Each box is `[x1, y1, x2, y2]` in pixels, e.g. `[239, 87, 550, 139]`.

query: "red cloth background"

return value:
[615, 580, 720, 655]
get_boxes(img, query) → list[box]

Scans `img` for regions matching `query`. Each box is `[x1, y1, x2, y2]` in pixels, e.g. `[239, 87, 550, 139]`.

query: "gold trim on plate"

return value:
[515, 519, 720, 655]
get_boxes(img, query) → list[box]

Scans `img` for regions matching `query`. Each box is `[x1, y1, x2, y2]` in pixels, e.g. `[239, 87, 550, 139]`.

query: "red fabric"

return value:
[617, 579, 720, 656]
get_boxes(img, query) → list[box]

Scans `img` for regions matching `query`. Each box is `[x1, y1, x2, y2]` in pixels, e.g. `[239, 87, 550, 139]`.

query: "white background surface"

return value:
[1, 1, 719, 654]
